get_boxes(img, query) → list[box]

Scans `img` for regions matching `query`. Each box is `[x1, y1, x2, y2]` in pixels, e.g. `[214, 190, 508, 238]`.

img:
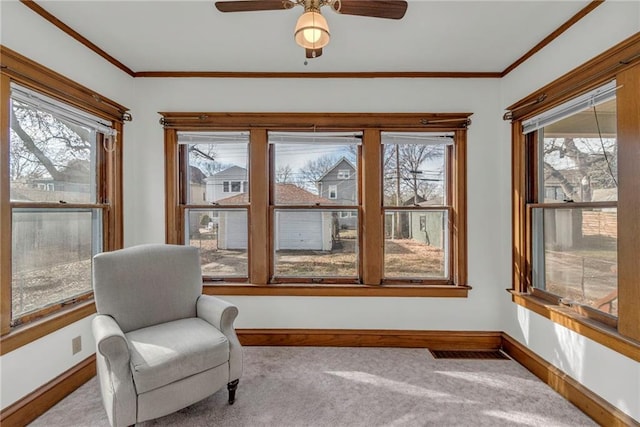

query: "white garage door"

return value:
[276, 211, 323, 250]
[219, 211, 247, 250]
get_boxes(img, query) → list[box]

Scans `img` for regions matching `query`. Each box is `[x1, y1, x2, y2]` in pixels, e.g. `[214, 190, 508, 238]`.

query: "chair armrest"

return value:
[93, 315, 130, 362]
[92, 315, 136, 427]
[197, 295, 243, 381]
[196, 295, 238, 332]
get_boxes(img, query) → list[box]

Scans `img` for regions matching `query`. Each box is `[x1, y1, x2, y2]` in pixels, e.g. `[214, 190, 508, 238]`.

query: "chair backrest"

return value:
[93, 244, 203, 333]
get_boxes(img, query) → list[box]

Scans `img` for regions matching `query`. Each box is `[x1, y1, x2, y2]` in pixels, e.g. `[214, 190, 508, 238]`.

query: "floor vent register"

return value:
[429, 350, 510, 360]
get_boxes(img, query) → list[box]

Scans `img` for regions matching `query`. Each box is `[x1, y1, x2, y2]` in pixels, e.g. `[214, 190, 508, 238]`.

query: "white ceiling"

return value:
[33, 0, 591, 73]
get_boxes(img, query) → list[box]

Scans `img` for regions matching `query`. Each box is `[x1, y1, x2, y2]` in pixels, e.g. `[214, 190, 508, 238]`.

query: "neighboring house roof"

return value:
[189, 165, 206, 185]
[592, 188, 617, 202]
[418, 196, 445, 207]
[401, 195, 446, 206]
[216, 183, 335, 205]
[61, 159, 91, 181]
[277, 184, 336, 204]
[403, 195, 426, 206]
[317, 157, 356, 182]
[206, 165, 247, 180]
[214, 192, 248, 205]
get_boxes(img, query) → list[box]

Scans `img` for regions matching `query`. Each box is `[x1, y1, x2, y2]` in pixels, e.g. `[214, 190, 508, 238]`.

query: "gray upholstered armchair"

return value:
[91, 244, 242, 427]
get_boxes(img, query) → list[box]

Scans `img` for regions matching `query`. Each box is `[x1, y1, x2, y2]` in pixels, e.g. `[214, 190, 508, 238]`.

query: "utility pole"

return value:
[395, 144, 401, 239]
[409, 170, 422, 202]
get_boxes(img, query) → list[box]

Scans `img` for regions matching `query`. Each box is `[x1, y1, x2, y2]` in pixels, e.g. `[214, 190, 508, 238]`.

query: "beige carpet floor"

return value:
[31, 346, 596, 426]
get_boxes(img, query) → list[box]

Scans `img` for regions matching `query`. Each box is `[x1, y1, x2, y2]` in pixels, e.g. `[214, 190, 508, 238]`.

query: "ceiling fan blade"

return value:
[332, 0, 407, 19]
[305, 48, 323, 59]
[215, 0, 294, 13]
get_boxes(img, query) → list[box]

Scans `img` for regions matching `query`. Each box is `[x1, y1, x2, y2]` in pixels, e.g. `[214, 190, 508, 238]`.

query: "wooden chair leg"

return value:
[227, 379, 239, 404]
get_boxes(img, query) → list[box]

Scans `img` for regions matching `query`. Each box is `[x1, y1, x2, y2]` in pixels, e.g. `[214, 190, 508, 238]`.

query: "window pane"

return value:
[186, 209, 248, 278]
[273, 209, 358, 278]
[382, 142, 446, 207]
[384, 210, 448, 279]
[271, 138, 358, 205]
[540, 98, 617, 202]
[10, 99, 97, 203]
[179, 132, 249, 205]
[533, 207, 618, 316]
[11, 209, 101, 320]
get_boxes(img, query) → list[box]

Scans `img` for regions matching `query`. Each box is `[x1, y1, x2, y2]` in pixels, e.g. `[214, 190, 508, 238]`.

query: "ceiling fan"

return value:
[214, 0, 408, 59]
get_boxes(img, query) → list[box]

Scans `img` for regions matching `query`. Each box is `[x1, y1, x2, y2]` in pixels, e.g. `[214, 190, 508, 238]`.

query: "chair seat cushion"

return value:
[125, 317, 229, 394]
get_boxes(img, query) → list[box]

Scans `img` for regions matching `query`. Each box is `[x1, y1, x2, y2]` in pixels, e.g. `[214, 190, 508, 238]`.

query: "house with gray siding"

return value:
[317, 158, 357, 229]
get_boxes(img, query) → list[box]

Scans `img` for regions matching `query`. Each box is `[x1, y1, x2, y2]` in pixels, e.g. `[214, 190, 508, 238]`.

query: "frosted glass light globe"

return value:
[294, 11, 330, 49]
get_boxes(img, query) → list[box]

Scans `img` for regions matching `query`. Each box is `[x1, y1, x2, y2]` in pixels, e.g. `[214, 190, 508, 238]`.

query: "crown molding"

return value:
[19, 0, 135, 77]
[19, 0, 603, 79]
[500, 0, 604, 77]
[134, 71, 501, 78]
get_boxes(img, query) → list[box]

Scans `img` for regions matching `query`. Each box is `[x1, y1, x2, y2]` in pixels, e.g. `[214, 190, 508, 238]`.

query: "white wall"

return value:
[499, 1, 640, 421]
[0, 316, 97, 410]
[128, 75, 506, 334]
[0, 2, 135, 107]
[0, 1, 135, 410]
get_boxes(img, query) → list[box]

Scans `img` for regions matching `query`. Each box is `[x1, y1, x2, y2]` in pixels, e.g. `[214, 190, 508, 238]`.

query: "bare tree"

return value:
[188, 145, 234, 177]
[297, 154, 339, 193]
[10, 100, 92, 184]
[275, 164, 294, 183]
[399, 144, 442, 201]
[382, 143, 443, 205]
[543, 137, 617, 202]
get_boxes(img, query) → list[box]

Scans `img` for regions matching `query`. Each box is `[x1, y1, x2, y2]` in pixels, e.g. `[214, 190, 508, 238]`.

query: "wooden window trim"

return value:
[1, 74, 12, 336]
[269, 137, 362, 284]
[380, 137, 458, 284]
[204, 283, 471, 298]
[452, 130, 468, 286]
[505, 32, 640, 122]
[164, 112, 470, 296]
[509, 34, 640, 351]
[361, 129, 382, 285]
[0, 301, 96, 356]
[0, 48, 126, 351]
[616, 63, 640, 341]
[0, 46, 128, 122]
[250, 129, 270, 284]
[509, 292, 639, 363]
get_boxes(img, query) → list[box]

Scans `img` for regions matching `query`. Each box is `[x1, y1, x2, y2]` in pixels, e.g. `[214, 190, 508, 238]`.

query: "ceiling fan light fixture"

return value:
[294, 11, 330, 50]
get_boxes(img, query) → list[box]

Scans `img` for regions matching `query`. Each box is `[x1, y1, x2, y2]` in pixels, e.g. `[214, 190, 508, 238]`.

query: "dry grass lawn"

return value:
[13, 232, 619, 319]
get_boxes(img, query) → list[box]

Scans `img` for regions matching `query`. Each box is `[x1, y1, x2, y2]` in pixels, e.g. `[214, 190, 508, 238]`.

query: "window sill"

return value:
[509, 290, 640, 362]
[0, 301, 96, 355]
[204, 283, 471, 297]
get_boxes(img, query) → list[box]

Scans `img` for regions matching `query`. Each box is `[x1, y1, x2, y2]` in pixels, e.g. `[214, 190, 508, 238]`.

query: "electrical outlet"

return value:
[72, 336, 82, 355]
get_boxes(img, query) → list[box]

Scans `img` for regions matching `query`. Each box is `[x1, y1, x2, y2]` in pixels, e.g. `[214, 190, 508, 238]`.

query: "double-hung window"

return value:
[524, 83, 619, 318]
[178, 132, 249, 281]
[509, 38, 640, 353]
[2, 79, 125, 334]
[269, 132, 361, 283]
[381, 133, 453, 282]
